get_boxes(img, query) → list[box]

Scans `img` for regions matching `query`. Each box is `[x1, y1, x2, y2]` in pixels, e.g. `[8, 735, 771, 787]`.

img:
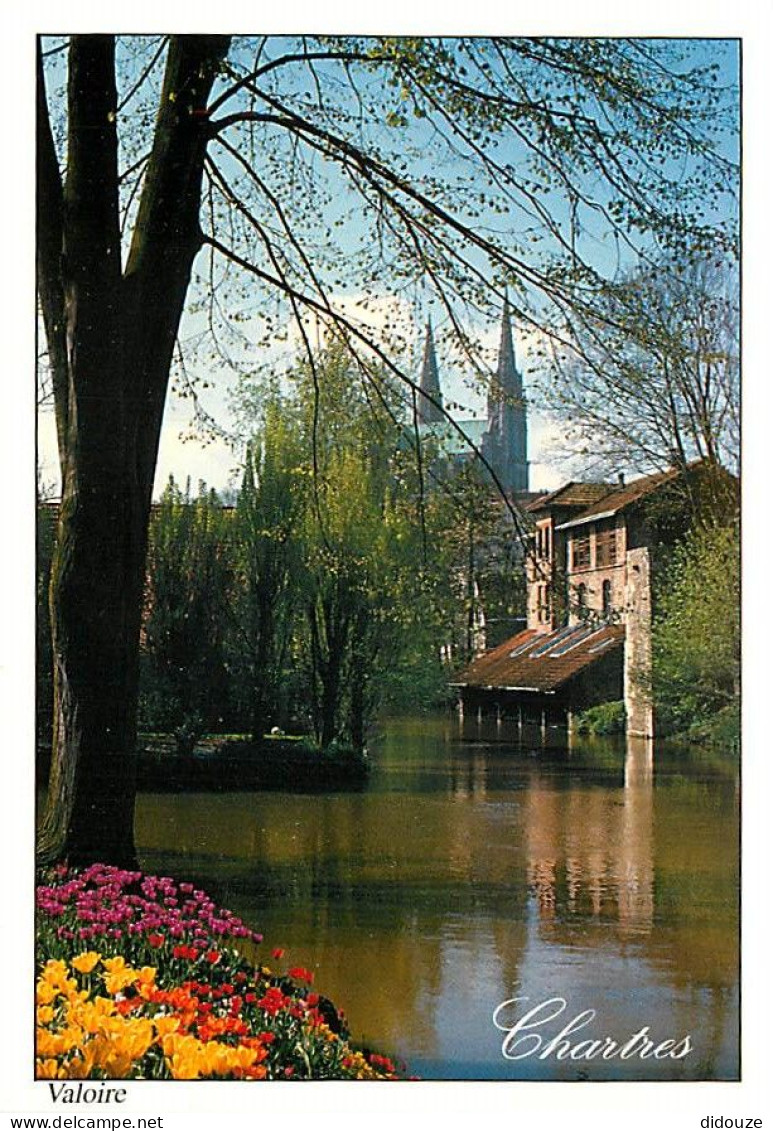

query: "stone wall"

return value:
[623, 545, 655, 738]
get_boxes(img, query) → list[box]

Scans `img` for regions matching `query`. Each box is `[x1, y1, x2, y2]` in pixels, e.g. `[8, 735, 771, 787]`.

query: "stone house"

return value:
[525, 481, 614, 631]
[453, 462, 716, 738]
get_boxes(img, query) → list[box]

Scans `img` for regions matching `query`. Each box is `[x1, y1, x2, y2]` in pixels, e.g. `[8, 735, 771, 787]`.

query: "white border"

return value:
[3, 3, 769, 1126]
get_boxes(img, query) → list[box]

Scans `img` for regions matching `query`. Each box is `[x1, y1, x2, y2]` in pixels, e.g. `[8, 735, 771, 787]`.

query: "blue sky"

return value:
[36, 35, 740, 500]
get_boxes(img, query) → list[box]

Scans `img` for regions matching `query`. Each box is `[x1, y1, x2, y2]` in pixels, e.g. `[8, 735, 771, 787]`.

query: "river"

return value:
[136, 715, 739, 1081]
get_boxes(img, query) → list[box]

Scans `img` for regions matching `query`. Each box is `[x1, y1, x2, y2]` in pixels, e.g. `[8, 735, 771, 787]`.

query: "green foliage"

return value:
[138, 345, 459, 753]
[228, 402, 307, 739]
[681, 703, 740, 751]
[38, 347, 531, 760]
[228, 344, 519, 746]
[141, 479, 232, 747]
[288, 346, 437, 748]
[380, 650, 453, 715]
[575, 701, 627, 736]
[652, 521, 740, 739]
[37, 350, 531, 757]
[423, 461, 526, 664]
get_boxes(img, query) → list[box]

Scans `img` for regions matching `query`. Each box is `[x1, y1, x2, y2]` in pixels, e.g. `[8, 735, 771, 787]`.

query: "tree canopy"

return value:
[539, 253, 739, 486]
[39, 35, 739, 465]
[36, 35, 739, 865]
[652, 520, 740, 739]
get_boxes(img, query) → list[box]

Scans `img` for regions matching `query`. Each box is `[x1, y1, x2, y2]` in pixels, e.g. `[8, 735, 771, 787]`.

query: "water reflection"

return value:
[136, 717, 738, 1080]
[524, 736, 654, 936]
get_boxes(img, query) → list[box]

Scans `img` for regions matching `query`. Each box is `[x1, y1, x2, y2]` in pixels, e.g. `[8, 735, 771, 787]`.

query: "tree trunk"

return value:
[38, 475, 148, 867]
[37, 35, 230, 866]
[348, 671, 366, 753]
[249, 596, 275, 743]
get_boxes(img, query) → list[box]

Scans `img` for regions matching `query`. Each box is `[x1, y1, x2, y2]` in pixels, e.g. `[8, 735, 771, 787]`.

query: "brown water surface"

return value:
[135, 716, 739, 1080]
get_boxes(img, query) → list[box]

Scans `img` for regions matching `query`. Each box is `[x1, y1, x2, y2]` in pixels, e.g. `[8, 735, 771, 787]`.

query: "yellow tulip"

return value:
[35, 1058, 63, 1079]
[104, 971, 138, 996]
[77, 998, 118, 1035]
[36, 1029, 74, 1058]
[87, 1034, 135, 1079]
[66, 1043, 98, 1079]
[41, 959, 69, 986]
[153, 1015, 180, 1039]
[169, 1057, 200, 1080]
[35, 981, 58, 1006]
[113, 1020, 154, 1061]
[202, 1045, 229, 1075]
[71, 952, 102, 975]
[102, 956, 129, 975]
[227, 1045, 258, 1070]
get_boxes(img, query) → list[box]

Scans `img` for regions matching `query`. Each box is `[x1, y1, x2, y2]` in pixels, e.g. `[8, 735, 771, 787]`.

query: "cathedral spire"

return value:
[418, 318, 444, 425]
[482, 297, 529, 494]
[487, 296, 520, 424]
[496, 296, 520, 396]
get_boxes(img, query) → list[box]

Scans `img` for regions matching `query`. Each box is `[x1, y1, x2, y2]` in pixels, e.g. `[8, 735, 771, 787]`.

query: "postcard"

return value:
[2, 5, 768, 1129]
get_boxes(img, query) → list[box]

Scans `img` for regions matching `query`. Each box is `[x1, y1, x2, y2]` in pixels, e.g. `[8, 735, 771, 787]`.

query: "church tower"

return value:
[417, 319, 444, 425]
[481, 301, 529, 493]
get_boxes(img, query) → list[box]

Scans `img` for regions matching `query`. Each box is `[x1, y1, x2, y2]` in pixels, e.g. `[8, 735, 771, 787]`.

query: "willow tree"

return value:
[37, 35, 738, 865]
[230, 405, 307, 741]
[142, 478, 232, 747]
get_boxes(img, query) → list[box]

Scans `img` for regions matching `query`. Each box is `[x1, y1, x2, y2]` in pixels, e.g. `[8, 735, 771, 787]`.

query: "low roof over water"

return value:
[451, 623, 625, 694]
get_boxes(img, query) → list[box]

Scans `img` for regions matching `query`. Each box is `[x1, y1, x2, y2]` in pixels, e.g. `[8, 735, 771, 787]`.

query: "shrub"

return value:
[575, 701, 627, 736]
[652, 521, 739, 736]
[682, 702, 740, 751]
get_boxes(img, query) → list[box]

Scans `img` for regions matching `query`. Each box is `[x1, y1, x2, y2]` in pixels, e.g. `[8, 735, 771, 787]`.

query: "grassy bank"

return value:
[37, 734, 370, 794]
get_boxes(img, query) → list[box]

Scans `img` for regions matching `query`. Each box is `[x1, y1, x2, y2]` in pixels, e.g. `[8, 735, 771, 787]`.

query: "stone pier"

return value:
[624, 546, 655, 739]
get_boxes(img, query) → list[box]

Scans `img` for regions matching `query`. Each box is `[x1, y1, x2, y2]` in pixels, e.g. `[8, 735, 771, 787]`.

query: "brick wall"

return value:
[565, 519, 627, 625]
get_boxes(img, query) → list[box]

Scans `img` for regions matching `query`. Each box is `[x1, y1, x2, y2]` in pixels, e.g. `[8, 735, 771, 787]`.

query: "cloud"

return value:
[37, 296, 564, 499]
[528, 414, 567, 492]
[281, 290, 419, 361]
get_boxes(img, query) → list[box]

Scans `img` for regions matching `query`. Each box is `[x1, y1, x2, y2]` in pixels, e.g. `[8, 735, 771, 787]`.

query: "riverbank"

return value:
[140, 734, 369, 792]
[37, 733, 370, 793]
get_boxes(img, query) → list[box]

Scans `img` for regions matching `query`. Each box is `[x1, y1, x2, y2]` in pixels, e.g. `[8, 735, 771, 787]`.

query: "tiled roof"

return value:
[514, 491, 548, 508]
[554, 465, 691, 530]
[525, 482, 614, 513]
[450, 623, 625, 694]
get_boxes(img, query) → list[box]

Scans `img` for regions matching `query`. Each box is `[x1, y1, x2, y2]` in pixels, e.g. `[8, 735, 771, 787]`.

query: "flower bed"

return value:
[36, 864, 403, 1081]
